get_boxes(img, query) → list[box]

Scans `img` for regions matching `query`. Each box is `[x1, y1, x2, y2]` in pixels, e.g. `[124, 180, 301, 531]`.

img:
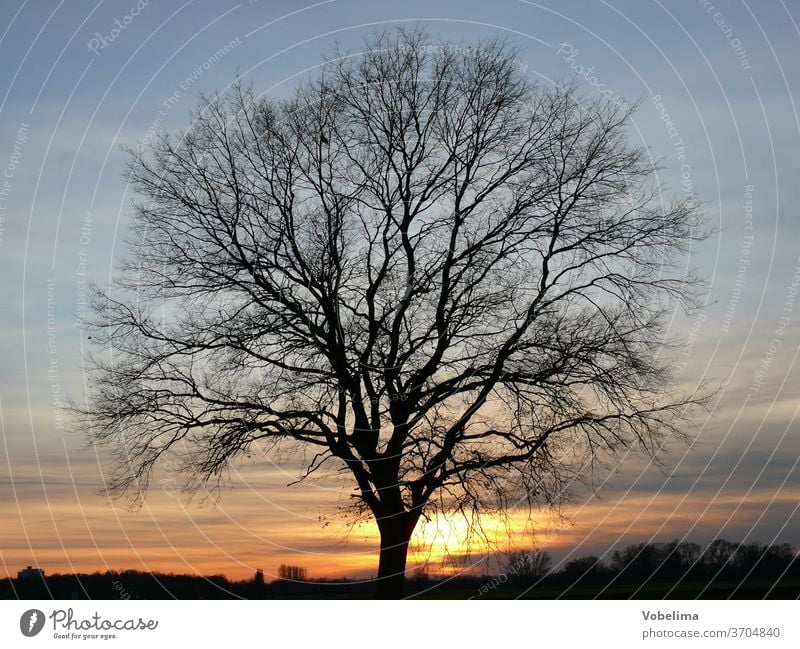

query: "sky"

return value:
[1, 0, 799, 582]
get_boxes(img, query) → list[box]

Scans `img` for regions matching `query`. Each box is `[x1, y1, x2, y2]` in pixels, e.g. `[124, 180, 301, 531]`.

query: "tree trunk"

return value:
[374, 514, 417, 599]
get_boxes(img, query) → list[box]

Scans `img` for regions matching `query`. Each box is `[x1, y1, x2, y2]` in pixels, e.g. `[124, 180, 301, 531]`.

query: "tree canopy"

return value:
[78, 27, 708, 598]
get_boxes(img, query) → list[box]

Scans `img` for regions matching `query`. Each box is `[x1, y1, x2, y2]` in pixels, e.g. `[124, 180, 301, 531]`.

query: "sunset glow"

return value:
[1, 1, 799, 597]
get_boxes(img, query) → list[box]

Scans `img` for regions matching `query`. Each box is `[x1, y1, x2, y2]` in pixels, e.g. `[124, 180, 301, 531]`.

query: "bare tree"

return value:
[277, 564, 308, 581]
[78, 27, 708, 598]
[504, 549, 553, 583]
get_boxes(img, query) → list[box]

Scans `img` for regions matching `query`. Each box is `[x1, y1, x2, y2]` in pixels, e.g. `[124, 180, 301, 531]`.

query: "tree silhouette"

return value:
[78, 27, 707, 598]
[504, 549, 553, 583]
[277, 565, 308, 581]
[611, 540, 702, 584]
[560, 554, 608, 586]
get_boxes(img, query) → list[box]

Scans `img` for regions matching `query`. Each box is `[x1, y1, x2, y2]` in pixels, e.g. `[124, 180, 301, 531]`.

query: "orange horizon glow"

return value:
[4, 485, 798, 582]
[3, 410, 798, 583]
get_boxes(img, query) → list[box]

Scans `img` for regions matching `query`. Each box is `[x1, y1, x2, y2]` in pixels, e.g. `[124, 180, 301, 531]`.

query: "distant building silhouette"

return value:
[17, 566, 45, 580]
[251, 568, 266, 600]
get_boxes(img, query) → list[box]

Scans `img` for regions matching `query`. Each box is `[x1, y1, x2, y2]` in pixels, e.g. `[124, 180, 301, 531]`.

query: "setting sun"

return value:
[406, 511, 546, 573]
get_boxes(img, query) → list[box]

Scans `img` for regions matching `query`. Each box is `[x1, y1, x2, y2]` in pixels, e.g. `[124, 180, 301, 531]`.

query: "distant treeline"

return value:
[501, 538, 799, 587]
[2, 570, 255, 600]
[1, 568, 379, 600]
[2, 539, 797, 599]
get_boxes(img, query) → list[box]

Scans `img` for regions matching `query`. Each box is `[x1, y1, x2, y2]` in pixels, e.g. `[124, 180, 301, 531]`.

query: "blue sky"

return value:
[1, 0, 799, 579]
